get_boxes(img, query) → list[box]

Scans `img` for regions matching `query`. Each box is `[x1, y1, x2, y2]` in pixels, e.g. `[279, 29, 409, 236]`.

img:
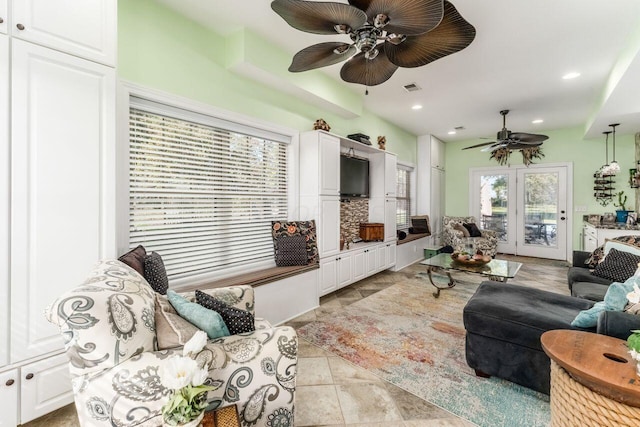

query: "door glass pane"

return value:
[479, 175, 508, 242]
[523, 172, 558, 247]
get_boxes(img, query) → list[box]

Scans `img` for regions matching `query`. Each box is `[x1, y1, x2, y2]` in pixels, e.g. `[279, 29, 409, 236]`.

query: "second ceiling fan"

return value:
[463, 110, 549, 153]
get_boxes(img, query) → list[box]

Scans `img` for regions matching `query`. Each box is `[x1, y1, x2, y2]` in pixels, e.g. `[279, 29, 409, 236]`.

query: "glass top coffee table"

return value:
[419, 253, 523, 298]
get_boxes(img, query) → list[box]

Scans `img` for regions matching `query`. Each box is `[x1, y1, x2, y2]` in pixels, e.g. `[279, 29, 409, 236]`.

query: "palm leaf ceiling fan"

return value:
[462, 110, 549, 152]
[271, 0, 476, 86]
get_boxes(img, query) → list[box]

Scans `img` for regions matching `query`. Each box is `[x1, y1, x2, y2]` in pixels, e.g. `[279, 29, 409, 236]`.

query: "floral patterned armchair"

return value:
[442, 216, 498, 257]
[45, 260, 297, 427]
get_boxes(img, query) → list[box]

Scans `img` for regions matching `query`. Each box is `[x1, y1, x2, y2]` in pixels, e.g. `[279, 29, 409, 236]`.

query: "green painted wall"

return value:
[445, 127, 637, 249]
[117, 0, 417, 162]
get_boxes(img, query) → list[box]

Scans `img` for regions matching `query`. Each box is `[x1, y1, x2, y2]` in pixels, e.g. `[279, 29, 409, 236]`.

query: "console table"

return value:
[541, 330, 640, 426]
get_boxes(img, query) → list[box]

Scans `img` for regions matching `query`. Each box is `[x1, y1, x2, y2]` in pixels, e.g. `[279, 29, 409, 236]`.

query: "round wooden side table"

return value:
[541, 330, 640, 426]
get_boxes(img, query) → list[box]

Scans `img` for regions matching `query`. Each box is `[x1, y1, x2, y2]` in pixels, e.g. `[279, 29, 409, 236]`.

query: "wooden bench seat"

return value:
[397, 232, 430, 245]
[180, 263, 319, 292]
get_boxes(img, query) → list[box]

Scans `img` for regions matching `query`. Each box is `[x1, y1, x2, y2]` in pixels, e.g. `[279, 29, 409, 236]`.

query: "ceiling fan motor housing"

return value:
[497, 129, 511, 140]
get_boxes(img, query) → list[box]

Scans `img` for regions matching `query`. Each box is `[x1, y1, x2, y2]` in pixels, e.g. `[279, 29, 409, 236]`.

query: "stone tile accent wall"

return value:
[340, 199, 369, 244]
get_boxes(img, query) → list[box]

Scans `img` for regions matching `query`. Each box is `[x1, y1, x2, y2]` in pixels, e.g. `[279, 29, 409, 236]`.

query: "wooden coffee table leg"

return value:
[427, 267, 455, 298]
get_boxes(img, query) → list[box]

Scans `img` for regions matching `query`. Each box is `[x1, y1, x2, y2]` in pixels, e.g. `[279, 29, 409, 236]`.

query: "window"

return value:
[128, 99, 290, 281]
[396, 164, 413, 229]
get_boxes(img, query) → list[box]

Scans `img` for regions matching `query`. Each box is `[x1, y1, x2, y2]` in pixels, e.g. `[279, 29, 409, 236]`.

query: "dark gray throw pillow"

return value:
[591, 248, 640, 283]
[274, 235, 308, 266]
[143, 252, 169, 295]
[195, 290, 255, 335]
[118, 245, 147, 276]
[463, 222, 482, 238]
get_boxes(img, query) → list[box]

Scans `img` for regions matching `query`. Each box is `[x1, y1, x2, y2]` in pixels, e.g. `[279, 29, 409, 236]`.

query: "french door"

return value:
[470, 164, 570, 260]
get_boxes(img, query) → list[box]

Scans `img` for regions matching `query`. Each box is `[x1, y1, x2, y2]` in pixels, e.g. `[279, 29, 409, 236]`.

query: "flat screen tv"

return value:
[340, 155, 369, 197]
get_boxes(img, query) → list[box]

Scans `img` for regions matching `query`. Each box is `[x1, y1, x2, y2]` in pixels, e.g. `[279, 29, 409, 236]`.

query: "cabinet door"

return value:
[20, 353, 74, 423]
[386, 243, 396, 268]
[0, 34, 8, 369]
[430, 168, 445, 244]
[352, 249, 366, 282]
[384, 198, 397, 242]
[377, 245, 386, 271]
[384, 153, 397, 196]
[338, 253, 352, 288]
[319, 196, 340, 257]
[319, 133, 340, 195]
[365, 248, 377, 275]
[0, 0, 7, 34]
[430, 137, 445, 170]
[319, 258, 338, 296]
[0, 369, 19, 427]
[11, 40, 116, 362]
[12, 0, 116, 66]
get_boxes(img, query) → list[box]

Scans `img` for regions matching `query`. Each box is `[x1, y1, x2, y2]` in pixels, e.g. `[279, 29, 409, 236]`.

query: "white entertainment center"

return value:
[299, 130, 398, 296]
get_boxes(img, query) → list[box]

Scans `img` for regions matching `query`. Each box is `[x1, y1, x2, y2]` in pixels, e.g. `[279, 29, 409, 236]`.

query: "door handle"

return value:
[560, 217, 566, 221]
[561, 210, 565, 214]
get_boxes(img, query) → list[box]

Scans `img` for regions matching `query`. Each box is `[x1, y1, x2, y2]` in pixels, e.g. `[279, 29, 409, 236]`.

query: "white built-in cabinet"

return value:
[1, 2, 116, 424]
[0, 0, 6, 34]
[11, 0, 117, 66]
[300, 130, 397, 297]
[417, 135, 445, 245]
[0, 34, 9, 371]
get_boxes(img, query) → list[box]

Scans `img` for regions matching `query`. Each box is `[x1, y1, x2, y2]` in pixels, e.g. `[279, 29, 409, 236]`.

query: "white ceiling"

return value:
[156, 0, 640, 142]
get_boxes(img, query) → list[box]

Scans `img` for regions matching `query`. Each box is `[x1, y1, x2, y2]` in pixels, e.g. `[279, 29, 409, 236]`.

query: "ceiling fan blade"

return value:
[271, 0, 367, 35]
[509, 132, 549, 143]
[365, 0, 444, 35]
[462, 141, 497, 150]
[347, 0, 372, 12]
[340, 44, 399, 86]
[289, 43, 356, 72]
[508, 142, 543, 150]
[481, 143, 507, 152]
[385, 0, 475, 68]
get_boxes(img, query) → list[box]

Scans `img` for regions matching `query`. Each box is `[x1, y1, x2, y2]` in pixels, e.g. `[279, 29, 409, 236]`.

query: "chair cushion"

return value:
[155, 293, 200, 350]
[196, 290, 255, 335]
[453, 223, 470, 237]
[463, 282, 595, 351]
[463, 223, 482, 237]
[143, 252, 169, 294]
[118, 245, 147, 276]
[167, 290, 230, 339]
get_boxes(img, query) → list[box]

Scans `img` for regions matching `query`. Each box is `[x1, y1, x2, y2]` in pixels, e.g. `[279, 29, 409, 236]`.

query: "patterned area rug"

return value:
[298, 273, 550, 427]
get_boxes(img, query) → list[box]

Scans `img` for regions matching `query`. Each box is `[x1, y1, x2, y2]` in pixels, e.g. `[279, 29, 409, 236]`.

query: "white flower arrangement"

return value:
[160, 331, 213, 426]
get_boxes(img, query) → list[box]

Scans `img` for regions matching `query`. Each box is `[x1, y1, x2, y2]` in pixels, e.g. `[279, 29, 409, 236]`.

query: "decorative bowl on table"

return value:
[451, 252, 492, 266]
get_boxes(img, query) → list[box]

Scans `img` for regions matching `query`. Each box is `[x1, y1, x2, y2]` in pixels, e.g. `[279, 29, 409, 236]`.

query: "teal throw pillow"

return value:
[167, 290, 230, 339]
[571, 277, 637, 328]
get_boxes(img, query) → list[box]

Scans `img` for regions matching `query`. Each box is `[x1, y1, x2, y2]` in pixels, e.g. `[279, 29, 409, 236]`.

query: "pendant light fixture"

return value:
[600, 131, 612, 175]
[607, 123, 620, 175]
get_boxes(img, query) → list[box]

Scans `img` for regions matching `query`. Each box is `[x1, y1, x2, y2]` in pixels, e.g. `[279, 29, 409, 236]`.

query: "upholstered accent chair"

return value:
[45, 260, 297, 427]
[442, 216, 498, 257]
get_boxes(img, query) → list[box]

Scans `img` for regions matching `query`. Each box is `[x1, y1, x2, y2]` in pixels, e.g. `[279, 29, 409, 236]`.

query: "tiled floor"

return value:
[23, 255, 569, 427]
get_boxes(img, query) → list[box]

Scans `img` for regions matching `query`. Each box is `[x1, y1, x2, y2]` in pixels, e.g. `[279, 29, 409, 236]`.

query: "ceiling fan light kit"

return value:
[271, 0, 476, 86]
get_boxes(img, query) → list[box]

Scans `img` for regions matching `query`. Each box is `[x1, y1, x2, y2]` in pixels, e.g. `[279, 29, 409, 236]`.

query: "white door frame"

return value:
[469, 162, 573, 261]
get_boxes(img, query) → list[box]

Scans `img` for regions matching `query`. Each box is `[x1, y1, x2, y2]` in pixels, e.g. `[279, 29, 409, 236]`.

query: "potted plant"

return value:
[614, 190, 633, 223]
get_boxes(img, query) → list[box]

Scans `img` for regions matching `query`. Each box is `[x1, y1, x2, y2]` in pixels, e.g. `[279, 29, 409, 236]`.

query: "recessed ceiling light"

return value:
[562, 72, 581, 80]
[412, 104, 423, 110]
[532, 119, 544, 124]
[448, 131, 456, 135]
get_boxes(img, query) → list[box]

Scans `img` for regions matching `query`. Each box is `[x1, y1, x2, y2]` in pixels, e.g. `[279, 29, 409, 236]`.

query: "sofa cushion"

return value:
[155, 293, 200, 350]
[571, 281, 609, 301]
[571, 279, 636, 327]
[196, 290, 255, 335]
[568, 266, 612, 288]
[167, 290, 230, 339]
[271, 220, 318, 264]
[463, 282, 595, 351]
[591, 248, 640, 282]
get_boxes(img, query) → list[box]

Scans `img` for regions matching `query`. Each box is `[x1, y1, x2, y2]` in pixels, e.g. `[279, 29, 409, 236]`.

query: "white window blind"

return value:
[396, 165, 412, 229]
[128, 103, 289, 281]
